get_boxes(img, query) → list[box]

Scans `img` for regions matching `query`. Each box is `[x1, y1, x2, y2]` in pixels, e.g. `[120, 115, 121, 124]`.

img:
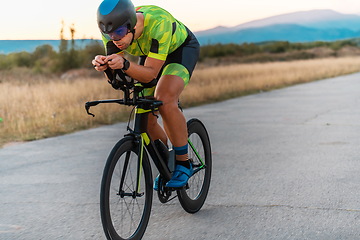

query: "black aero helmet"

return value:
[97, 0, 137, 34]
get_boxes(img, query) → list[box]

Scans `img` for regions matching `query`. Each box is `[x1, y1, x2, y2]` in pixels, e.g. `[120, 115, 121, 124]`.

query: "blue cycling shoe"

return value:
[166, 164, 193, 188]
[153, 175, 160, 191]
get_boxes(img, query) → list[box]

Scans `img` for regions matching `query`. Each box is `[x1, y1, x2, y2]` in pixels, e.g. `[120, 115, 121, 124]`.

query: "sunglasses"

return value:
[102, 25, 129, 41]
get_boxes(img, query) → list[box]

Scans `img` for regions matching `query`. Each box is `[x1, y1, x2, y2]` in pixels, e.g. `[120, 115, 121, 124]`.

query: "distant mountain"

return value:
[0, 39, 101, 54]
[233, 9, 360, 31]
[195, 9, 360, 45]
[197, 24, 360, 45]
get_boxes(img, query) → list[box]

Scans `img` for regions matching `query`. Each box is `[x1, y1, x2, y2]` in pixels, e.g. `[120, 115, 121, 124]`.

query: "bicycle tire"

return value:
[100, 137, 153, 240]
[177, 118, 212, 213]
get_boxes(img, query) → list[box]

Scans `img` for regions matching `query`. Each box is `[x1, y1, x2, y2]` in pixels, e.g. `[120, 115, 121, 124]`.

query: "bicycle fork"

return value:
[117, 149, 144, 198]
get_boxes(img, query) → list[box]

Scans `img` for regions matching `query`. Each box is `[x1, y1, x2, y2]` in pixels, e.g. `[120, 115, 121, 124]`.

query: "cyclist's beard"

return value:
[114, 32, 134, 51]
[114, 41, 129, 50]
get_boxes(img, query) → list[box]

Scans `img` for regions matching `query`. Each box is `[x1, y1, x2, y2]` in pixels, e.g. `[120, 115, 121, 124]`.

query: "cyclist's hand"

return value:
[92, 55, 108, 71]
[106, 54, 124, 70]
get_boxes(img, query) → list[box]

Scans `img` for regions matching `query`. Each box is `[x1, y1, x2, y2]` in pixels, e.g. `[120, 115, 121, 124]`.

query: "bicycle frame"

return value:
[85, 70, 206, 196]
[188, 139, 206, 173]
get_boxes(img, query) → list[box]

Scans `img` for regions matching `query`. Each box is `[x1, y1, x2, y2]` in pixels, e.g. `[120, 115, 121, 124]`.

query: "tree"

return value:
[56, 21, 80, 72]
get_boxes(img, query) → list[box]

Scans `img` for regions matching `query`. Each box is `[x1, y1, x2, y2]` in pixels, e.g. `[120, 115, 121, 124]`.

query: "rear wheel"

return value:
[177, 119, 212, 213]
[100, 137, 153, 240]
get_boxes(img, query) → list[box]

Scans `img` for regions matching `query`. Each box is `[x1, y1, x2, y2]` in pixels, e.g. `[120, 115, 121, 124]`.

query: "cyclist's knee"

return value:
[154, 75, 184, 104]
[158, 99, 179, 114]
[155, 91, 179, 113]
[157, 95, 177, 107]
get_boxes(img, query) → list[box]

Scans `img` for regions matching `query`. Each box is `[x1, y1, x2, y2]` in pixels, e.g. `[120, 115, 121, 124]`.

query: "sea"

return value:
[0, 39, 102, 54]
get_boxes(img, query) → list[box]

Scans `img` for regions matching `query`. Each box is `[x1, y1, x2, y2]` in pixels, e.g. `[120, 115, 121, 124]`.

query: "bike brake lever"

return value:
[150, 105, 159, 118]
[151, 111, 159, 118]
[85, 102, 96, 117]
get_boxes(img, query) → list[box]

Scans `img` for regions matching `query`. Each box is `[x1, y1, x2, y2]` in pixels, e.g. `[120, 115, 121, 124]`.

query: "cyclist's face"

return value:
[113, 32, 132, 50]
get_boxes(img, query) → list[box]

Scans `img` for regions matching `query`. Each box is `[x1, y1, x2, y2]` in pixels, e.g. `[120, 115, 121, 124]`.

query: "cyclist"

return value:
[92, 0, 200, 188]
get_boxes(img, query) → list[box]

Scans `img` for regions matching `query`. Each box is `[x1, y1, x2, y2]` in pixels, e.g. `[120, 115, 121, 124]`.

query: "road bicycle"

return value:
[85, 69, 212, 240]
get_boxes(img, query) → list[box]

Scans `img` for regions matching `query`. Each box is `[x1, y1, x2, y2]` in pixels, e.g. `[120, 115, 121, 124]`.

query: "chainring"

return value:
[156, 176, 173, 203]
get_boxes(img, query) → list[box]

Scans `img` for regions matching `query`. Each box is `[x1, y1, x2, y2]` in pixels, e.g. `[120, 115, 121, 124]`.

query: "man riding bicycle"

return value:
[92, 0, 200, 188]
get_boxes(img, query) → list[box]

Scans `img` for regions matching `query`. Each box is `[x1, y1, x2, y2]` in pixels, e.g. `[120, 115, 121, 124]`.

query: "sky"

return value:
[1, 0, 360, 40]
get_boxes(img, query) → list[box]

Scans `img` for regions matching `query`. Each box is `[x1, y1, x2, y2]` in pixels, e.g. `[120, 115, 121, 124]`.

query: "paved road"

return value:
[1, 72, 360, 240]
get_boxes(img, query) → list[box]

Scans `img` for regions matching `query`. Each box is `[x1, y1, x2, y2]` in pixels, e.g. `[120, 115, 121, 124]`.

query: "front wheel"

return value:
[100, 137, 153, 240]
[177, 118, 212, 213]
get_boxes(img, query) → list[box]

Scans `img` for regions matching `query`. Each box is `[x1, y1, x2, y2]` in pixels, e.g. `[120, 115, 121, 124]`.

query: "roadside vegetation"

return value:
[2, 57, 360, 147]
[2, 27, 360, 147]
[199, 39, 360, 66]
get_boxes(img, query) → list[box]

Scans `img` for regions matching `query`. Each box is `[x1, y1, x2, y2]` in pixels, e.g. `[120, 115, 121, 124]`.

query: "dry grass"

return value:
[1, 57, 360, 147]
[0, 78, 129, 146]
[182, 57, 360, 106]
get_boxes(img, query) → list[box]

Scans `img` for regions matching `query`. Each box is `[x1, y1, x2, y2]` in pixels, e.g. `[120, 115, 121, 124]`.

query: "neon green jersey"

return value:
[102, 5, 189, 61]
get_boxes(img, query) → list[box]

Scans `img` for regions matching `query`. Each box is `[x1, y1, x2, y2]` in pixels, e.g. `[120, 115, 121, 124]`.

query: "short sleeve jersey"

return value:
[102, 5, 189, 61]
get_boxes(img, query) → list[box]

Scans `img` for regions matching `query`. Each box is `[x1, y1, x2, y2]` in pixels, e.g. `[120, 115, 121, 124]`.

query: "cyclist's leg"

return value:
[155, 65, 193, 188]
[155, 74, 188, 154]
[143, 77, 188, 160]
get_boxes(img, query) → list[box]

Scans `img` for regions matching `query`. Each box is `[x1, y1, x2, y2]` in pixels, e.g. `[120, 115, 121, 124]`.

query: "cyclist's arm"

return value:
[125, 57, 164, 83]
[106, 54, 164, 83]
